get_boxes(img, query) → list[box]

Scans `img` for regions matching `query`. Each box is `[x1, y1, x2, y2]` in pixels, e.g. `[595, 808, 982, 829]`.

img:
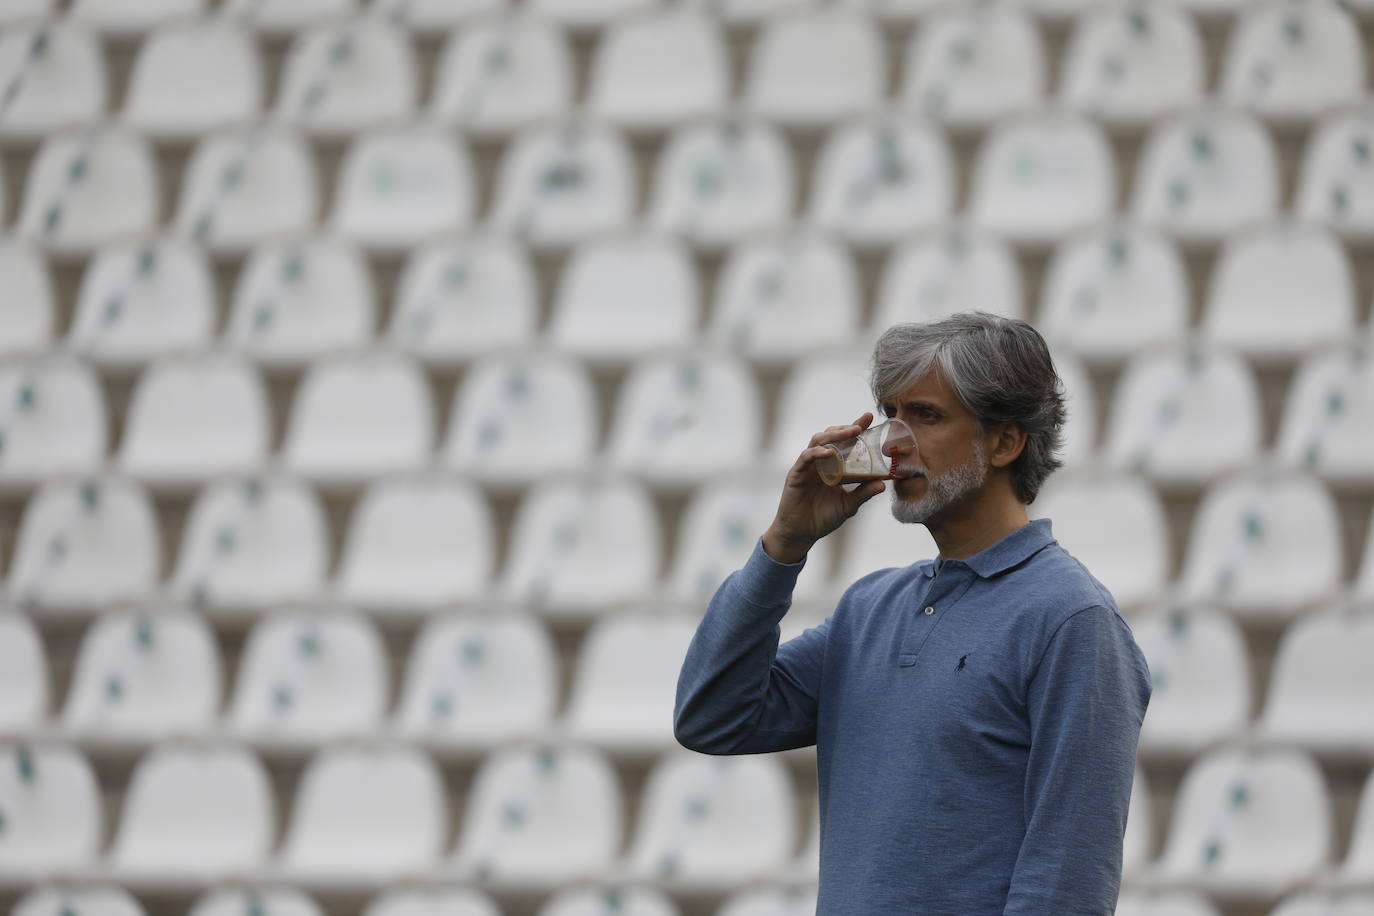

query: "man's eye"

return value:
[882, 407, 895, 418]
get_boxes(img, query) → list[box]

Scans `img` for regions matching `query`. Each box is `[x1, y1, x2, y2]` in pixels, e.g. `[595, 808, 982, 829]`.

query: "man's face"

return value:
[879, 368, 990, 525]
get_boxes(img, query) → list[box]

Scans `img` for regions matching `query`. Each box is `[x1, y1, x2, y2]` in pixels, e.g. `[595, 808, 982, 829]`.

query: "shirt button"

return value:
[924, 606, 936, 616]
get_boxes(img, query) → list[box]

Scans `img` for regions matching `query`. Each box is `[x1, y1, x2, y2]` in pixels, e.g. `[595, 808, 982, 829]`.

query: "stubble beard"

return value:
[890, 438, 989, 526]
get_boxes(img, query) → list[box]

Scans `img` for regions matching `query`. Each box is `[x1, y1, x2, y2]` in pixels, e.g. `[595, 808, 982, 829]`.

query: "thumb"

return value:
[846, 479, 887, 513]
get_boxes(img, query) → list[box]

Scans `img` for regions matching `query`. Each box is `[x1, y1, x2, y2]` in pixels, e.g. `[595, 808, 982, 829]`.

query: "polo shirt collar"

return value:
[922, 518, 1056, 579]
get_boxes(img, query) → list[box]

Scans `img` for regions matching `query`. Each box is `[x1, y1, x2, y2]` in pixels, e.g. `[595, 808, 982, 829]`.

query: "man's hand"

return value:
[762, 412, 889, 564]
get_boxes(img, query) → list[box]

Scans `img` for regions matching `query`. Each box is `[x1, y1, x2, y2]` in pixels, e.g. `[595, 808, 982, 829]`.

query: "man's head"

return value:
[869, 312, 1067, 525]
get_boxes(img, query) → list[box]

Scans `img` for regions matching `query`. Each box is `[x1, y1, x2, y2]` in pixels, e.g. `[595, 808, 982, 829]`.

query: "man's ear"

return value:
[987, 422, 1028, 470]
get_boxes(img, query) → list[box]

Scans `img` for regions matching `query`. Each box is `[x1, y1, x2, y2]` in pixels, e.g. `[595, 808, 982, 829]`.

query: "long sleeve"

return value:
[1004, 606, 1153, 915]
[673, 539, 829, 755]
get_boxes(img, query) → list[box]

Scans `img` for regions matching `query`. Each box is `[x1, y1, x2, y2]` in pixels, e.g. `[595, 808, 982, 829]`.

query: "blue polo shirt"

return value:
[674, 518, 1152, 915]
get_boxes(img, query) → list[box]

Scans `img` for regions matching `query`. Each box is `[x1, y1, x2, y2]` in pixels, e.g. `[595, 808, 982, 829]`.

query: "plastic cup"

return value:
[816, 418, 917, 486]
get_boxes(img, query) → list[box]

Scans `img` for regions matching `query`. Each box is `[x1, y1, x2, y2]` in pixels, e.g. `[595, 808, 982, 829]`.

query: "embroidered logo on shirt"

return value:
[955, 654, 969, 672]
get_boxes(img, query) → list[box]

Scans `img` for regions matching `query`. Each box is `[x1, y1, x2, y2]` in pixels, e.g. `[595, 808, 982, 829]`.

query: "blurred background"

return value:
[0, 0, 1373, 915]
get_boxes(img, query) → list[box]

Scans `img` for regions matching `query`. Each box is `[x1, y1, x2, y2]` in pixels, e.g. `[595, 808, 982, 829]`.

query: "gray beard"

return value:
[890, 439, 988, 525]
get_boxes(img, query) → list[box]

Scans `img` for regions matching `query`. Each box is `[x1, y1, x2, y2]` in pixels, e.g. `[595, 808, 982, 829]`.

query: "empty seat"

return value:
[1113, 892, 1221, 916]
[1294, 106, 1374, 238]
[715, 887, 818, 916]
[678, 0, 811, 25]
[123, 21, 260, 137]
[370, 0, 506, 30]
[220, 0, 355, 32]
[767, 349, 876, 473]
[490, 123, 635, 246]
[1220, 0, 1364, 119]
[60, 610, 221, 740]
[282, 353, 435, 483]
[1156, 747, 1331, 903]
[969, 113, 1116, 242]
[1255, 607, 1374, 757]
[745, 11, 884, 126]
[1050, 347, 1097, 467]
[1270, 891, 1374, 916]
[226, 239, 373, 367]
[169, 476, 329, 611]
[625, 752, 796, 886]
[335, 475, 494, 611]
[387, 237, 538, 364]
[649, 121, 794, 246]
[175, 128, 319, 251]
[451, 744, 623, 885]
[1333, 769, 1374, 887]
[394, 612, 558, 747]
[807, 116, 954, 245]
[530, 0, 659, 27]
[275, 22, 416, 133]
[709, 234, 860, 363]
[872, 228, 1024, 330]
[1178, 470, 1342, 620]
[1124, 766, 1151, 883]
[502, 476, 660, 617]
[1201, 223, 1355, 363]
[0, 23, 106, 139]
[1029, 471, 1168, 611]
[1037, 225, 1190, 366]
[276, 745, 446, 880]
[107, 743, 274, 879]
[119, 356, 271, 486]
[834, 495, 939, 590]
[1059, 4, 1205, 124]
[900, 6, 1045, 127]
[1358, 511, 1374, 606]
[69, 0, 205, 32]
[589, 12, 727, 130]
[0, 744, 101, 873]
[188, 888, 324, 916]
[1131, 110, 1280, 242]
[563, 614, 698, 751]
[605, 351, 761, 488]
[0, 358, 107, 486]
[442, 351, 598, 487]
[0, 0, 54, 25]
[19, 128, 158, 253]
[430, 21, 571, 135]
[1129, 607, 1251, 757]
[1102, 344, 1262, 486]
[7, 477, 159, 611]
[330, 127, 475, 249]
[0, 239, 54, 356]
[363, 888, 501, 916]
[548, 236, 698, 365]
[1278, 343, 1374, 485]
[68, 237, 216, 367]
[227, 611, 389, 743]
[0, 613, 47, 730]
[12, 886, 148, 916]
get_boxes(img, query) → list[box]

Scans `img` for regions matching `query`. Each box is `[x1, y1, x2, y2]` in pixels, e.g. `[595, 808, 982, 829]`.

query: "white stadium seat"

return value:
[1356, 503, 1374, 606]
[334, 475, 494, 611]
[589, 12, 727, 130]
[370, 0, 506, 30]
[715, 887, 818, 916]
[1294, 106, 1374, 239]
[12, 887, 147, 916]
[1333, 769, 1374, 888]
[1277, 343, 1374, 485]
[530, 0, 660, 28]
[836, 0, 938, 20]
[1178, 470, 1342, 620]
[0, 23, 106, 139]
[0, 744, 102, 874]
[0, 238, 54, 356]
[123, 21, 260, 138]
[649, 121, 795, 246]
[275, 22, 417, 133]
[1220, 0, 1364, 120]
[767, 348, 874, 472]
[1130, 607, 1251, 757]
[0, 0, 54, 25]
[276, 745, 447, 881]
[169, 476, 329, 611]
[606, 351, 762, 489]
[808, 116, 954, 245]
[106, 743, 274, 881]
[175, 128, 319, 252]
[0, 358, 107, 486]
[189, 888, 324, 916]
[451, 744, 624, 885]
[221, 0, 355, 32]
[431, 21, 572, 135]
[387, 237, 538, 364]
[19, 128, 158, 253]
[539, 888, 681, 916]
[548, 236, 698, 365]
[490, 123, 636, 246]
[1113, 892, 1220, 916]
[443, 351, 599, 487]
[227, 612, 389, 744]
[60, 610, 221, 740]
[709, 234, 860, 364]
[7, 477, 159, 612]
[330, 127, 476, 249]
[900, 5, 1045, 127]
[745, 11, 884, 126]
[502, 476, 661, 617]
[69, 237, 215, 368]
[1038, 226, 1190, 366]
[1060, 4, 1205, 125]
[226, 239, 375, 368]
[0, 613, 47, 731]
[394, 612, 558, 747]
[1052, 347, 1099, 466]
[679, 0, 812, 25]
[1124, 766, 1151, 883]
[563, 614, 698, 752]
[363, 888, 501, 916]
[872, 228, 1024, 330]
[1270, 891, 1374, 916]
[69, 0, 204, 32]
[119, 356, 271, 486]
[1102, 344, 1262, 486]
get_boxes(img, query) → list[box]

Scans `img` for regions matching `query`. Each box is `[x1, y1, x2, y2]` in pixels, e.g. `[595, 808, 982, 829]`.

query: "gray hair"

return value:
[869, 312, 1067, 505]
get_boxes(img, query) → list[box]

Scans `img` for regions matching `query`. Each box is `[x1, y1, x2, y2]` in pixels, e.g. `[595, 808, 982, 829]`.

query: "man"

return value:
[674, 312, 1152, 915]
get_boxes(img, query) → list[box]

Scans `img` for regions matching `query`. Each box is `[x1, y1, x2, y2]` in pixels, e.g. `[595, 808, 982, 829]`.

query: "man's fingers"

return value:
[846, 479, 887, 511]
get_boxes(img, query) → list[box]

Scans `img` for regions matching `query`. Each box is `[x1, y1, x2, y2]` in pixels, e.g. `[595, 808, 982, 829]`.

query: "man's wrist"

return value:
[762, 528, 813, 566]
